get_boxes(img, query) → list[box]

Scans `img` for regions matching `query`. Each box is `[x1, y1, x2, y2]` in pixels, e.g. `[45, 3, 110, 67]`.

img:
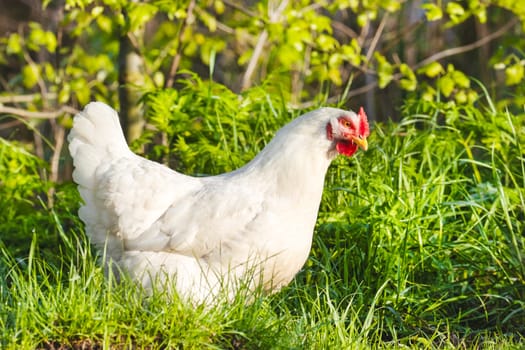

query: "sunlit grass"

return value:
[0, 81, 524, 348]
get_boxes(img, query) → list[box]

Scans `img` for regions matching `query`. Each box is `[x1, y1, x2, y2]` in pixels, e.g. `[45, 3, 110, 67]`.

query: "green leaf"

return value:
[58, 84, 71, 104]
[128, 2, 158, 32]
[71, 78, 90, 105]
[446, 2, 465, 24]
[26, 22, 57, 52]
[467, 90, 478, 104]
[328, 67, 342, 86]
[91, 5, 104, 16]
[328, 53, 343, 68]
[153, 71, 164, 88]
[43, 62, 55, 81]
[276, 44, 303, 65]
[505, 63, 524, 85]
[6, 33, 22, 55]
[316, 34, 338, 52]
[451, 70, 470, 88]
[419, 61, 444, 78]
[375, 53, 394, 88]
[286, 24, 313, 47]
[357, 11, 374, 28]
[383, 0, 401, 12]
[454, 89, 467, 104]
[214, 0, 225, 14]
[341, 42, 361, 66]
[422, 86, 436, 101]
[468, 0, 487, 23]
[44, 31, 57, 52]
[22, 65, 40, 88]
[438, 75, 454, 97]
[399, 63, 417, 91]
[199, 9, 218, 32]
[96, 15, 113, 33]
[421, 3, 443, 21]
[173, 8, 187, 19]
[472, 6, 487, 23]
[238, 49, 253, 66]
[309, 14, 332, 34]
[27, 23, 46, 51]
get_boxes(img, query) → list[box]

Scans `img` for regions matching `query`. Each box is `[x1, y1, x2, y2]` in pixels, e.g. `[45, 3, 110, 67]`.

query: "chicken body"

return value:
[68, 102, 369, 303]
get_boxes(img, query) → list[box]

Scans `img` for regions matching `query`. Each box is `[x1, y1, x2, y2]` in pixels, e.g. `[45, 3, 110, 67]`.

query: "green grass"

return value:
[1, 80, 524, 348]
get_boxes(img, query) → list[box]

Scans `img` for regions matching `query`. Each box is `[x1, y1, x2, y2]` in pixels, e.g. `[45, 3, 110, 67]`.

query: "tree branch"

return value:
[241, 30, 269, 90]
[365, 14, 388, 62]
[332, 21, 358, 39]
[0, 93, 57, 104]
[0, 119, 23, 130]
[413, 17, 519, 70]
[47, 121, 65, 207]
[293, 18, 519, 108]
[0, 105, 78, 119]
[165, 0, 196, 88]
[222, 0, 258, 18]
[346, 17, 520, 99]
[241, 0, 289, 90]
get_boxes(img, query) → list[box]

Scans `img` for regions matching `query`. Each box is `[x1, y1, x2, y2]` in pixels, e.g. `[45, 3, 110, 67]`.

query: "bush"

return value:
[0, 138, 82, 262]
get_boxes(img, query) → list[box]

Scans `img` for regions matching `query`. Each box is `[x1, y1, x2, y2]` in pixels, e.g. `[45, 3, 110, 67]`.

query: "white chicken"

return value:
[68, 102, 369, 303]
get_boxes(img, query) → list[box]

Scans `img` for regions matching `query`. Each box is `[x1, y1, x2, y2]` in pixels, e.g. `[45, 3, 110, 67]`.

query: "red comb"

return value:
[358, 107, 370, 137]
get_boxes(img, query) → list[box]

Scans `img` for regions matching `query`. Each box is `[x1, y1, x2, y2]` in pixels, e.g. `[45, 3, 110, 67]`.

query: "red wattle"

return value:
[336, 140, 357, 157]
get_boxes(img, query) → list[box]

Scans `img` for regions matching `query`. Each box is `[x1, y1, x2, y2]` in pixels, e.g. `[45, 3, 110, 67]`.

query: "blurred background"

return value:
[0, 0, 523, 181]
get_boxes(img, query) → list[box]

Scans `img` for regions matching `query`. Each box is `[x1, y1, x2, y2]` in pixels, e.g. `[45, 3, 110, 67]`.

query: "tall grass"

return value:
[310, 95, 525, 343]
[0, 78, 524, 348]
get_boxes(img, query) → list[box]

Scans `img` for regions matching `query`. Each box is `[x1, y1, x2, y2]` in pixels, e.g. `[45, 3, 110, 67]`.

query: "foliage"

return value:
[0, 1, 524, 115]
[2, 17, 118, 107]
[0, 138, 46, 204]
[0, 1, 524, 189]
[0, 138, 50, 256]
[0, 137, 82, 260]
[309, 91, 525, 339]
[135, 72, 292, 173]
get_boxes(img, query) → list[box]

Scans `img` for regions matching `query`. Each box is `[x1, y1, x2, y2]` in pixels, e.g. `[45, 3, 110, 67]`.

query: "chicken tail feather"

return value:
[68, 102, 130, 188]
[68, 102, 131, 258]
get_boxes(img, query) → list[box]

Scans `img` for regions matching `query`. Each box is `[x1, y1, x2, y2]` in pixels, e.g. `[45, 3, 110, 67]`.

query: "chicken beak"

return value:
[352, 136, 368, 151]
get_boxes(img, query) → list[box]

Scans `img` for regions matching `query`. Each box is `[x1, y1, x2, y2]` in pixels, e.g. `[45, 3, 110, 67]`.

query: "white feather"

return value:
[68, 102, 358, 303]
